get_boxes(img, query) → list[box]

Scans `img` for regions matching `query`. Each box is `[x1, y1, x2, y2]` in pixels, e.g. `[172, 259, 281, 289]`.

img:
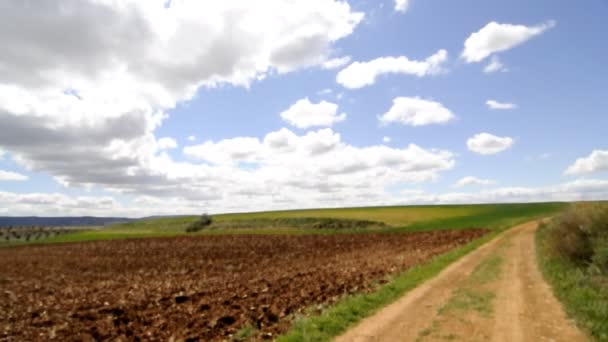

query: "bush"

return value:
[185, 214, 213, 233]
[538, 203, 608, 340]
[546, 203, 608, 270]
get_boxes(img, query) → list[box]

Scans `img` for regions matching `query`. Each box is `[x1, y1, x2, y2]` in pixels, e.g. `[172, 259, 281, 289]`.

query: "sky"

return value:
[0, 0, 607, 217]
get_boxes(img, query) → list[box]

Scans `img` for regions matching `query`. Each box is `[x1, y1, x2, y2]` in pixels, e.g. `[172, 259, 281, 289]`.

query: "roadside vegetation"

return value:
[537, 202, 608, 341]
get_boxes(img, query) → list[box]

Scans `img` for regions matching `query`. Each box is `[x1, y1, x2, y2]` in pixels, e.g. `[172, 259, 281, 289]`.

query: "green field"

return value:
[1, 202, 566, 247]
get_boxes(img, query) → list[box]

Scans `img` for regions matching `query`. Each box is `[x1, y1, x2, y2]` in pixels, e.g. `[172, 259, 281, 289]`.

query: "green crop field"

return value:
[1, 202, 566, 247]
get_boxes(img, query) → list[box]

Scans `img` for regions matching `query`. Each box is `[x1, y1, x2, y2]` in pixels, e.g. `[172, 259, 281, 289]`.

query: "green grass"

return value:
[212, 205, 480, 226]
[277, 205, 559, 342]
[234, 324, 257, 341]
[537, 222, 608, 341]
[0, 202, 565, 248]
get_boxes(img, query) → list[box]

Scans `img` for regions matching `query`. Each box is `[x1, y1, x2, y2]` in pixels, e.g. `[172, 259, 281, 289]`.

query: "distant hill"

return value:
[0, 216, 135, 227]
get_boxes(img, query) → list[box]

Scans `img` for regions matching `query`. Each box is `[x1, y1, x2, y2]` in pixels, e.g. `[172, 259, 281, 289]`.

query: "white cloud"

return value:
[322, 56, 352, 69]
[4, 177, 608, 217]
[394, 0, 410, 13]
[183, 127, 455, 201]
[379, 97, 455, 126]
[187, 135, 196, 142]
[565, 150, 608, 175]
[462, 21, 556, 63]
[157, 137, 177, 150]
[486, 99, 517, 110]
[467, 133, 514, 155]
[383, 136, 391, 143]
[0, 170, 28, 181]
[483, 56, 507, 73]
[454, 176, 496, 188]
[0, 0, 363, 204]
[399, 179, 608, 205]
[336, 49, 448, 89]
[280, 97, 346, 128]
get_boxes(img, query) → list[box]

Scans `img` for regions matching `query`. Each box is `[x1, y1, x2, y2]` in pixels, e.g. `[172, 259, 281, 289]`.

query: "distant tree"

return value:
[185, 213, 213, 233]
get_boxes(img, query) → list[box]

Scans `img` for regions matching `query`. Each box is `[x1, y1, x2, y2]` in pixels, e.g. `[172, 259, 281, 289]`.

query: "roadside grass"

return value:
[0, 202, 565, 248]
[537, 213, 608, 341]
[278, 232, 499, 342]
[277, 207, 553, 342]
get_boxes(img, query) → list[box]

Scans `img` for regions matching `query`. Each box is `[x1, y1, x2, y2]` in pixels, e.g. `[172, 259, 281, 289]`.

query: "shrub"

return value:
[538, 203, 608, 340]
[546, 203, 608, 270]
[185, 214, 213, 233]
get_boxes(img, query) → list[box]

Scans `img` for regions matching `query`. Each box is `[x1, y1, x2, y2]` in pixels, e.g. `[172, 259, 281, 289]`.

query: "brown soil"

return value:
[335, 221, 588, 342]
[0, 229, 485, 341]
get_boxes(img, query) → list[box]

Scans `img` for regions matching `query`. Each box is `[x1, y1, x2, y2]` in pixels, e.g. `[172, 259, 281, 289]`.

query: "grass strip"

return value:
[536, 223, 608, 341]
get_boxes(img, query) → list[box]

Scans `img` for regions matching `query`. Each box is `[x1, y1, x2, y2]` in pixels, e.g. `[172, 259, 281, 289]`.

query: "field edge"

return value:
[277, 227, 503, 342]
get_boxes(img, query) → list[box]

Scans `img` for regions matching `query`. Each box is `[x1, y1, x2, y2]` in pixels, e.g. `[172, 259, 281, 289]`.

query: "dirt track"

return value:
[335, 220, 588, 342]
[0, 229, 485, 341]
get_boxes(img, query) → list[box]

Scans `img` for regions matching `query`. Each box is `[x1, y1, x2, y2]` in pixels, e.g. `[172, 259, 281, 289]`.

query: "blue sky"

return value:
[0, 0, 607, 216]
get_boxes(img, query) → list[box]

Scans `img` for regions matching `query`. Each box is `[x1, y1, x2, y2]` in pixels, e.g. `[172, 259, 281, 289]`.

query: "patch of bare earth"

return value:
[0, 229, 485, 341]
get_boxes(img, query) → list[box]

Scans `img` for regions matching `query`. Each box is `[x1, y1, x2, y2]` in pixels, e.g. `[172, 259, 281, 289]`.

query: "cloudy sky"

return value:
[0, 0, 607, 217]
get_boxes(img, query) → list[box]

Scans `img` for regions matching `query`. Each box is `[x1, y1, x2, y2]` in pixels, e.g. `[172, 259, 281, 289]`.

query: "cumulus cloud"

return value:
[383, 136, 391, 143]
[280, 98, 346, 128]
[187, 135, 196, 142]
[484, 56, 507, 73]
[322, 56, 351, 69]
[454, 176, 496, 188]
[157, 137, 177, 150]
[336, 49, 448, 89]
[0, 0, 364, 207]
[183, 127, 455, 199]
[486, 99, 517, 110]
[565, 150, 608, 175]
[0, 170, 28, 181]
[394, 0, 410, 13]
[462, 21, 556, 63]
[467, 133, 514, 155]
[379, 97, 455, 126]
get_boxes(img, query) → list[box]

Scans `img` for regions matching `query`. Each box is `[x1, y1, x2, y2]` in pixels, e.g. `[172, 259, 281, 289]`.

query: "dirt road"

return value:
[335, 220, 588, 342]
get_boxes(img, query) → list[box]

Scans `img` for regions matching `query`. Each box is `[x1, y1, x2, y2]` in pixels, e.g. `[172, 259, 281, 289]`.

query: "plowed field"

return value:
[0, 229, 486, 341]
